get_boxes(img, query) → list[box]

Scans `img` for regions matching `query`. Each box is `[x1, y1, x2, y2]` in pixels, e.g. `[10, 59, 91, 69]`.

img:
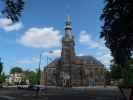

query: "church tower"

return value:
[61, 16, 75, 64]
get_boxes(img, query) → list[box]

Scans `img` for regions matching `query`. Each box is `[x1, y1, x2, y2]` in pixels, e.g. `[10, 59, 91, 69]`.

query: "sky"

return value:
[0, 0, 113, 74]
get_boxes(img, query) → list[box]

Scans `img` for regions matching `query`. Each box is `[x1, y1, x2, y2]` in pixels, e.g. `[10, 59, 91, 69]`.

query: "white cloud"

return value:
[79, 30, 113, 68]
[4, 22, 23, 32]
[19, 27, 62, 48]
[0, 18, 12, 27]
[77, 53, 84, 56]
[0, 18, 23, 32]
[79, 30, 99, 48]
[95, 46, 113, 67]
[16, 57, 39, 64]
[49, 49, 61, 57]
[43, 49, 61, 57]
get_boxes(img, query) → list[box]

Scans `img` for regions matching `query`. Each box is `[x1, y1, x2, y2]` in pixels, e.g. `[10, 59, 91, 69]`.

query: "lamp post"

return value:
[38, 51, 44, 85]
[44, 51, 53, 88]
[44, 56, 48, 89]
[36, 51, 44, 97]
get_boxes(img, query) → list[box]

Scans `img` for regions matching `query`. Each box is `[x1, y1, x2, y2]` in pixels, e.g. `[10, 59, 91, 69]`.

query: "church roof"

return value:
[47, 55, 104, 68]
[76, 55, 103, 66]
[47, 58, 61, 68]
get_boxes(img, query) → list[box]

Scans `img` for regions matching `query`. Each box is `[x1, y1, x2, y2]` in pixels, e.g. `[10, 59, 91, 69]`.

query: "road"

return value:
[0, 86, 124, 100]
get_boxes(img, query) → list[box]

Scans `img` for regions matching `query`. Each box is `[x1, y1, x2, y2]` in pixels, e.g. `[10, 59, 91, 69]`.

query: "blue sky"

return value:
[0, 0, 112, 74]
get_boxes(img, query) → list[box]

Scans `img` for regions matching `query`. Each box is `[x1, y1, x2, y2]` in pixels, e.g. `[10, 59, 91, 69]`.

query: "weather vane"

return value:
[65, 0, 71, 16]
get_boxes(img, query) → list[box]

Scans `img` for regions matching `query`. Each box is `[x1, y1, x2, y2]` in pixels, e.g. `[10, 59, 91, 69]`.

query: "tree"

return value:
[100, 0, 133, 85]
[1, 0, 25, 22]
[100, 0, 133, 65]
[105, 70, 111, 85]
[36, 68, 41, 85]
[9, 67, 39, 85]
[10, 66, 23, 74]
[126, 59, 133, 85]
[110, 58, 133, 85]
[0, 59, 4, 87]
[0, 72, 7, 83]
[110, 64, 122, 80]
[23, 70, 38, 85]
[0, 59, 3, 76]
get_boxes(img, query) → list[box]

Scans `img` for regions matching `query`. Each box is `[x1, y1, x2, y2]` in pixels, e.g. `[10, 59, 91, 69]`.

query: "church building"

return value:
[40, 16, 105, 87]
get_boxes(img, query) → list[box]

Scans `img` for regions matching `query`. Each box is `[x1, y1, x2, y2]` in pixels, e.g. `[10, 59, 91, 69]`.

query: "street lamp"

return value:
[35, 51, 44, 97]
[38, 51, 44, 85]
[44, 51, 53, 88]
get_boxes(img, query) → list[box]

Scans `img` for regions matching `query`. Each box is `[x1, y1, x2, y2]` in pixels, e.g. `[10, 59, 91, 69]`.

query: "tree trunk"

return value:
[129, 87, 133, 100]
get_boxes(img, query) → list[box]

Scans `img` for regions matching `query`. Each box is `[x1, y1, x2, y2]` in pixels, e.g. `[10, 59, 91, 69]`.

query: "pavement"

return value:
[0, 86, 125, 100]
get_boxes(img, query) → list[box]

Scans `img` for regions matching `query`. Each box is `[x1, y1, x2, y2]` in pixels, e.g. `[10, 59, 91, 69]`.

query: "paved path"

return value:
[0, 86, 124, 100]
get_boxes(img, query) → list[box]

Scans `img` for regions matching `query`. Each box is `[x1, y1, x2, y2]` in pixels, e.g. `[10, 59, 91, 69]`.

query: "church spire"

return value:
[61, 16, 75, 61]
[64, 16, 73, 40]
[65, 16, 72, 29]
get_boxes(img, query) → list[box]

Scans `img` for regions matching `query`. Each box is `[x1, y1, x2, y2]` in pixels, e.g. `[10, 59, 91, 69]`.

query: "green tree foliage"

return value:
[0, 72, 6, 83]
[10, 66, 23, 74]
[23, 70, 38, 85]
[0, 61, 3, 76]
[1, 0, 25, 22]
[110, 59, 133, 85]
[36, 68, 41, 84]
[100, 0, 133, 66]
[9, 66, 39, 85]
[0, 58, 5, 84]
[110, 64, 122, 80]
[104, 70, 111, 85]
[126, 59, 133, 85]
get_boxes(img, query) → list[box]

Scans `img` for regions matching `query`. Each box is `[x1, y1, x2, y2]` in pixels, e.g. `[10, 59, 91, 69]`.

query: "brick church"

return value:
[40, 16, 105, 87]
